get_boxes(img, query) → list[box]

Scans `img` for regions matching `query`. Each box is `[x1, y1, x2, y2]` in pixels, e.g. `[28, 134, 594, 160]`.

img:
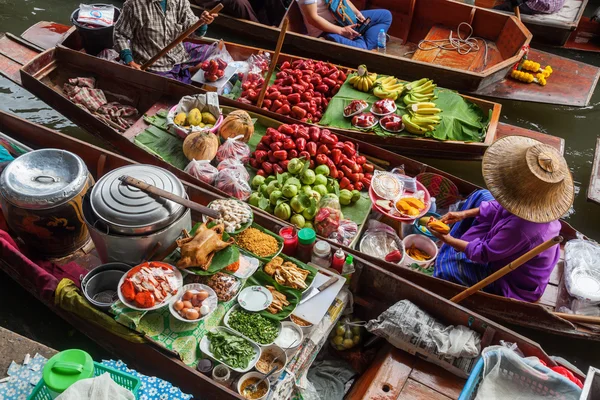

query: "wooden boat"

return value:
[588, 138, 600, 205]
[10, 47, 599, 342]
[4, 25, 564, 160]
[192, 0, 600, 106]
[0, 109, 585, 399]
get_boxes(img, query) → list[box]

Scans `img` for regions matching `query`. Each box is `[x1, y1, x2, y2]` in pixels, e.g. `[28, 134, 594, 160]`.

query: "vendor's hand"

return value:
[440, 211, 465, 225]
[339, 24, 360, 39]
[200, 10, 216, 25]
[128, 61, 141, 70]
[356, 12, 365, 22]
[428, 226, 452, 243]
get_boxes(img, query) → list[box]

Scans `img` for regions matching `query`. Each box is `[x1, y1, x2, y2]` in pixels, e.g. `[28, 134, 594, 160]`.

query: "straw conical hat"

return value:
[482, 136, 574, 223]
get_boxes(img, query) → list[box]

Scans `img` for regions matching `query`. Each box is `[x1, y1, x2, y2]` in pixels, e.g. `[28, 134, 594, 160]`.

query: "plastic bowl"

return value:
[274, 321, 303, 356]
[168, 105, 223, 139]
[412, 212, 442, 241]
[254, 344, 287, 384]
[237, 371, 271, 400]
[402, 234, 438, 268]
[169, 283, 218, 323]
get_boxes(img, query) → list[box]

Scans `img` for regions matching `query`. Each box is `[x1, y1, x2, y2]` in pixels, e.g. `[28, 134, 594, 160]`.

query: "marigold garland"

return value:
[510, 57, 552, 86]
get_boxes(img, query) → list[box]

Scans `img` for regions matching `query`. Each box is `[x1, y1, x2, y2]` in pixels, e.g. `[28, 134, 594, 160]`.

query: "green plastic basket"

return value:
[28, 362, 141, 400]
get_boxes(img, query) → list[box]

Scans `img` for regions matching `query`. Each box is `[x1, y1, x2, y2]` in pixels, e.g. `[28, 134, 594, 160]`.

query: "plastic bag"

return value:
[215, 168, 251, 201]
[203, 272, 242, 302]
[184, 159, 218, 185]
[216, 135, 251, 164]
[564, 239, 600, 303]
[329, 219, 358, 247]
[314, 195, 343, 238]
[359, 220, 403, 262]
[77, 4, 115, 27]
[217, 159, 250, 181]
[238, 52, 270, 105]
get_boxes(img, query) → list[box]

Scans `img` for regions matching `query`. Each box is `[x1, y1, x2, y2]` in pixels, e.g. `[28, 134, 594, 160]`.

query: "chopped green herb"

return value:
[207, 331, 256, 369]
[229, 309, 280, 344]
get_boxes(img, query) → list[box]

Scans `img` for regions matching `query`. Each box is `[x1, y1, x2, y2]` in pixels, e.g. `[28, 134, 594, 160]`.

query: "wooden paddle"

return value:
[450, 236, 563, 303]
[514, 6, 521, 21]
[554, 312, 600, 326]
[118, 175, 221, 219]
[141, 3, 224, 71]
[256, 17, 289, 108]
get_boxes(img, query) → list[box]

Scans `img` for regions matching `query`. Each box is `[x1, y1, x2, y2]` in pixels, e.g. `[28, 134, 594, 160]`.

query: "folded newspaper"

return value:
[366, 300, 481, 377]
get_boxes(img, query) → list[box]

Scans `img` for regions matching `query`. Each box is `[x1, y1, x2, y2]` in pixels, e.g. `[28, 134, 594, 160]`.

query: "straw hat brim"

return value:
[482, 136, 574, 223]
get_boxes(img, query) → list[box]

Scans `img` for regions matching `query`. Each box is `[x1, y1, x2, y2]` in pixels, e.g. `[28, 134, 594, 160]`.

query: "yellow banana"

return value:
[412, 115, 441, 125]
[405, 78, 428, 91]
[414, 107, 442, 115]
[403, 115, 427, 134]
[414, 102, 437, 109]
[348, 75, 359, 85]
[385, 83, 404, 91]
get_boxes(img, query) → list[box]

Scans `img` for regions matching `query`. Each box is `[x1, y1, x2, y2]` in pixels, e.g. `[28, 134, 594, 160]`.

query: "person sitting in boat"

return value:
[494, 0, 565, 15]
[114, 0, 217, 83]
[428, 136, 573, 302]
[296, 0, 392, 50]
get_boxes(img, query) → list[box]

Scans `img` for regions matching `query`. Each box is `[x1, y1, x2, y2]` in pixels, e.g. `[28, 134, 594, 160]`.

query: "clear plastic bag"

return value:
[215, 168, 252, 201]
[564, 239, 600, 303]
[329, 219, 358, 247]
[216, 135, 251, 164]
[203, 272, 241, 302]
[314, 195, 344, 238]
[184, 159, 218, 185]
[358, 220, 403, 261]
[216, 159, 250, 181]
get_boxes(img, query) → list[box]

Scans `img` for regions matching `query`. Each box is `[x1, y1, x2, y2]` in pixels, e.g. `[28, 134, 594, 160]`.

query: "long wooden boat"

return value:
[192, 0, 599, 106]
[12, 46, 600, 343]
[54, 27, 564, 159]
[0, 109, 585, 399]
[589, 138, 600, 205]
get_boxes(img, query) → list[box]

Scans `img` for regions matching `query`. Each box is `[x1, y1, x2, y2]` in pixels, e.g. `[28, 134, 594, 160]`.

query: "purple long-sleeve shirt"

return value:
[461, 200, 561, 302]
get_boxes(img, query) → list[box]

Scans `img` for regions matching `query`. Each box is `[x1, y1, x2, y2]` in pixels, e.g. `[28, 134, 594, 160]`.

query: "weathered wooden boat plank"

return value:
[410, 358, 466, 400]
[472, 48, 600, 106]
[588, 138, 600, 205]
[0, 35, 39, 65]
[0, 52, 23, 85]
[564, 17, 600, 53]
[20, 21, 72, 50]
[495, 122, 564, 155]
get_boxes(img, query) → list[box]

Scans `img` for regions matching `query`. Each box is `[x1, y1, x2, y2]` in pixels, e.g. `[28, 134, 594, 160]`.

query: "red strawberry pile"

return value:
[201, 58, 227, 82]
[238, 60, 349, 123]
[249, 124, 374, 191]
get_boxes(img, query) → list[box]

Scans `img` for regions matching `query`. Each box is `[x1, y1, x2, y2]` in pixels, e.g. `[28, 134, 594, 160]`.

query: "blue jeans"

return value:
[322, 9, 392, 50]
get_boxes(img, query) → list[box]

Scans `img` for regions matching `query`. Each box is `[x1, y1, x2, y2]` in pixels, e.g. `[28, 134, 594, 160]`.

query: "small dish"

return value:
[238, 286, 274, 312]
[351, 112, 378, 130]
[237, 371, 271, 399]
[343, 99, 369, 117]
[169, 283, 218, 323]
[370, 99, 397, 116]
[380, 114, 404, 133]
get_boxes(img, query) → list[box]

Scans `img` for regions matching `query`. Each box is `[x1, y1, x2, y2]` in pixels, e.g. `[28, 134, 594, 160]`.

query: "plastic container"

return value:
[196, 359, 214, 376]
[412, 212, 442, 241]
[237, 371, 271, 400]
[254, 344, 287, 384]
[279, 226, 298, 256]
[311, 240, 332, 268]
[30, 361, 140, 400]
[402, 234, 438, 268]
[377, 29, 387, 54]
[212, 364, 232, 387]
[203, 272, 242, 302]
[70, 4, 121, 56]
[331, 249, 346, 274]
[297, 228, 316, 263]
[342, 255, 355, 284]
[42, 349, 94, 397]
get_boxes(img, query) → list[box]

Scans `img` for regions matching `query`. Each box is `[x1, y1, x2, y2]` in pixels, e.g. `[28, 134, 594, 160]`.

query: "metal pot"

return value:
[81, 262, 130, 311]
[0, 149, 92, 257]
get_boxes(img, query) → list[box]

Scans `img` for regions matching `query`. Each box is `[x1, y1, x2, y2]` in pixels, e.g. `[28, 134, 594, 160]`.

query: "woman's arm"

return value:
[113, 2, 140, 68]
[300, 2, 360, 38]
[346, 0, 365, 21]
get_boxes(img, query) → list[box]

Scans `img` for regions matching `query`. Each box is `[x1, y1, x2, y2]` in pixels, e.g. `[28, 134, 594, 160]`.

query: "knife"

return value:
[300, 275, 339, 304]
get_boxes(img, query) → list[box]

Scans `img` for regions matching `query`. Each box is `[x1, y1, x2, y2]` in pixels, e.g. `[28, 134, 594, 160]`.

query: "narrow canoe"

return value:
[194, 0, 599, 106]
[588, 137, 600, 205]
[0, 109, 583, 399]
[13, 48, 598, 341]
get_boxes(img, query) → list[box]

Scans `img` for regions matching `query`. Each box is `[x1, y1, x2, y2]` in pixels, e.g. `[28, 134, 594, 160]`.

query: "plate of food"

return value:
[263, 255, 317, 294]
[234, 224, 284, 261]
[370, 99, 397, 116]
[199, 327, 261, 372]
[379, 114, 404, 133]
[351, 112, 378, 130]
[169, 284, 218, 323]
[118, 262, 183, 311]
[202, 199, 253, 234]
[343, 99, 369, 117]
[224, 304, 282, 346]
[369, 174, 431, 222]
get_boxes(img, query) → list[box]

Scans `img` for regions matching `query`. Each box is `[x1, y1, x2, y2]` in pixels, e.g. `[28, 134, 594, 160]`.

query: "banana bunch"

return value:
[348, 64, 377, 93]
[402, 102, 442, 135]
[403, 78, 437, 106]
[373, 76, 405, 100]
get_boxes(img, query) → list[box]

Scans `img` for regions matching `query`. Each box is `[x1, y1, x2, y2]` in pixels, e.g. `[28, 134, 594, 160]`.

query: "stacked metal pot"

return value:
[83, 164, 191, 265]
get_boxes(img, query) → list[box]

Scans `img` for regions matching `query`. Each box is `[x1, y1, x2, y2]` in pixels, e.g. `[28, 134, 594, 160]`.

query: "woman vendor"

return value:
[428, 136, 574, 302]
[114, 0, 217, 84]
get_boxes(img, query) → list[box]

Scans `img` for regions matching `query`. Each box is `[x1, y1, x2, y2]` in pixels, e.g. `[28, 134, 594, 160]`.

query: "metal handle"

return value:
[33, 175, 59, 183]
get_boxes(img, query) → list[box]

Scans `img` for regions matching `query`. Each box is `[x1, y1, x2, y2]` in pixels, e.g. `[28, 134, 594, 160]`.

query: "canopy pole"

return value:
[256, 17, 289, 108]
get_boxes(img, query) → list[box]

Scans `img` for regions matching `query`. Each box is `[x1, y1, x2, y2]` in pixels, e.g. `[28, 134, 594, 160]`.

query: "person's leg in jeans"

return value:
[360, 9, 392, 50]
[321, 33, 367, 49]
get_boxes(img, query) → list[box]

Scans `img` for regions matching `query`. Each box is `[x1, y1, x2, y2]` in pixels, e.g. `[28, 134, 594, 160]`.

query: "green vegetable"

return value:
[207, 330, 256, 369]
[270, 190, 283, 205]
[303, 221, 314, 230]
[228, 309, 280, 345]
[302, 205, 317, 220]
[290, 194, 311, 213]
[282, 183, 298, 198]
[312, 184, 328, 197]
[339, 189, 352, 205]
[314, 174, 327, 187]
[275, 203, 291, 220]
[248, 192, 261, 207]
[351, 189, 361, 204]
[265, 176, 276, 185]
[290, 214, 305, 228]
[315, 165, 329, 176]
[286, 177, 302, 189]
[287, 158, 304, 175]
[301, 185, 313, 195]
[301, 169, 316, 185]
[251, 175, 265, 189]
[266, 181, 281, 196]
[259, 184, 268, 197]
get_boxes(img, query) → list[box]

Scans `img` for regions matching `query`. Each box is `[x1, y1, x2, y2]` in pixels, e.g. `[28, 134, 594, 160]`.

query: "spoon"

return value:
[244, 365, 278, 394]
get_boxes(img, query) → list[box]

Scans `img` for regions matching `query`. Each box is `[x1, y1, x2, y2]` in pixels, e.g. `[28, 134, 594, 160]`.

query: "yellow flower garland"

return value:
[510, 58, 552, 86]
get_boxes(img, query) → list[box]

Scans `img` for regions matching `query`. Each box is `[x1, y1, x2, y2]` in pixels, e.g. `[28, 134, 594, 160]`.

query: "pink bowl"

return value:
[369, 175, 431, 222]
[168, 105, 223, 139]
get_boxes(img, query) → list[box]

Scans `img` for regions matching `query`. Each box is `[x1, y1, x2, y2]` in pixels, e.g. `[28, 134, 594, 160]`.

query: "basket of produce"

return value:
[224, 304, 282, 345]
[167, 93, 223, 139]
[118, 262, 183, 311]
[199, 326, 261, 372]
[169, 284, 218, 322]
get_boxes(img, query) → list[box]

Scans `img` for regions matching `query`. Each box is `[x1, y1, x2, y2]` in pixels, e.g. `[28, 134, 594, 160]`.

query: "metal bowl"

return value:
[81, 262, 130, 311]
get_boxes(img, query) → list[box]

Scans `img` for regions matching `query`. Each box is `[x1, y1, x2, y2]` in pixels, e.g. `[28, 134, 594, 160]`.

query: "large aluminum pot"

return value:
[0, 149, 92, 257]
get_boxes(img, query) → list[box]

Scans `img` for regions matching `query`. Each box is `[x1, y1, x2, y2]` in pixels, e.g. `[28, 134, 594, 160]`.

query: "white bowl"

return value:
[255, 344, 287, 384]
[169, 283, 218, 323]
[402, 234, 438, 268]
[223, 304, 282, 346]
[289, 314, 314, 336]
[237, 371, 271, 400]
[274, 321, 303, 356]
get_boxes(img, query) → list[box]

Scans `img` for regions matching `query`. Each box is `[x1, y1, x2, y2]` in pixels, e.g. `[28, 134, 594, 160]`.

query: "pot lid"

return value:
[90, 165, 186, 234]
[0, 149, 89, 209]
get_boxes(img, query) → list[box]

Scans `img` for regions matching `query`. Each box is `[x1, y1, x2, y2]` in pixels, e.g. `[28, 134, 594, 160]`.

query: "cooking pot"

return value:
[0, 149, 92, 257]
[84, 165, 191, 264]
[81, 262, 130, 311]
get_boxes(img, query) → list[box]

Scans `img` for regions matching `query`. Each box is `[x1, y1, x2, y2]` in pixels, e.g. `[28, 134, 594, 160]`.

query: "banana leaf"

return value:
[133, 124, 188, 169]
[165, 222, 240, 276]
[245, 269, 301, 320]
